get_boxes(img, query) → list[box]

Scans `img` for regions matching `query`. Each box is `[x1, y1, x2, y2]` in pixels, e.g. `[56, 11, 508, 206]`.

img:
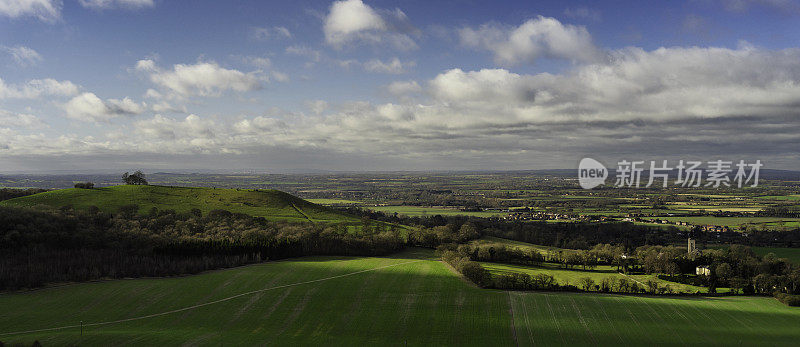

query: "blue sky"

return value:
[1, 0, 800, 172]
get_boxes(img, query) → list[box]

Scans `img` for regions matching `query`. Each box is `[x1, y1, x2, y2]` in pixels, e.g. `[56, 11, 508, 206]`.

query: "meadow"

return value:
[1, 249, 798, 346]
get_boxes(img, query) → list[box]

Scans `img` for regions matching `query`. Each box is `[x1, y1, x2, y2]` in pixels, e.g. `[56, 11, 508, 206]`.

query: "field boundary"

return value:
[0, 259, 423, 337]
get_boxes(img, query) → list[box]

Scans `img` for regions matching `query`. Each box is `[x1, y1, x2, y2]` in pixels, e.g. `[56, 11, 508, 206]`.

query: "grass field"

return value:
[0, 185, 355, 223]
[1, 249, 799, 346]
[368, 205, 505, 218]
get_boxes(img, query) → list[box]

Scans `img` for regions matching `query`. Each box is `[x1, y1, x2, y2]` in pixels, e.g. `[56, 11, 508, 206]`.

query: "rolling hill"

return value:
[1, 248, 799, 346]
[0, 185, 354, 223]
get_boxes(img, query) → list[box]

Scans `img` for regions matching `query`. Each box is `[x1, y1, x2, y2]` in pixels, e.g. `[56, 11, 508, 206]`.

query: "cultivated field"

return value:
[1, 249, 798, 346]
[0, 185, 354, 223]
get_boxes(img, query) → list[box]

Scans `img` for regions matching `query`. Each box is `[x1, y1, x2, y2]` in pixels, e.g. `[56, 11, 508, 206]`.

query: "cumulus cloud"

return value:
[8, 44, 800, 169]
[136, 59, 262, 97]
[203, 44, 800, 165]
[78, 0, 154, 10]
[323, 0, 417, 50]
[0, 0, 60, 22]
[460, 16, 602, 66]
[0, 78, 79, 99]
[2, 45, 43, 67]
[363, 57, 414, 74]
[63, 92, 144, 122]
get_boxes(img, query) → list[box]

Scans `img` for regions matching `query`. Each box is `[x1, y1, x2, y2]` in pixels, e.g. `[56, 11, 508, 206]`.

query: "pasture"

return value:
[1, 249, 798, 346]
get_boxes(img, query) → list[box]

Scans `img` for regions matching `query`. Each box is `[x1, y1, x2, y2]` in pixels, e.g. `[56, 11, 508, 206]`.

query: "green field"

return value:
[470, 236, 577, 256]
[0, 185, 354, 223]
[481, 262, 713, 294]
[660, 216, 800, 228]
[368, 205, 504, 217]
[1, 249, 799, 346]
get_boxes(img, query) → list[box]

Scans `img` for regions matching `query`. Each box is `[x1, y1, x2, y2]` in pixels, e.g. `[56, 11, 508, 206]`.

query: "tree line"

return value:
[0, 205, 404, 291]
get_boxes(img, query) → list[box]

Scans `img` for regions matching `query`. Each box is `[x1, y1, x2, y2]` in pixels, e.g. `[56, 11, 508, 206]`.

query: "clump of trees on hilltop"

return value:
[74, 182, 94, 189]
[122, 170, 148, 185]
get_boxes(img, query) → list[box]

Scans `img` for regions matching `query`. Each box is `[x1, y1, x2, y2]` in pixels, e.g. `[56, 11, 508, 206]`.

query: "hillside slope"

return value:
[0, 185, 353, 223]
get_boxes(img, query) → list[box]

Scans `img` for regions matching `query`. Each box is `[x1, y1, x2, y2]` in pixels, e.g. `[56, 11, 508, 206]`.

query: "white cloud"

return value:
[363, 57, 414, 74]
[132, 114, 224, 153]
[2, 45, 43, 67]
[386, 80, 421, 96]
[429, 68, 532, 107]
[460, 16, 602, 66]
[285, 45, 321, 62]
[323, 0, 417, 50]
[273, 26, 292, 38]
[270, 71, 290, 83]
[0, 78, 79, 99]
[0, 110, 46, 128]
[6, 39, 800, 169]
[135, 59, 157, 72]
[78, 0, 154, 10]
[251, 26, 292, 40]
[243, 56, 271, 69]
[137, 60, 262, 97]
[304, 100, 328, 115]
[63, 92, 144, 122]
[0, 0, 60, 22]
[150, 100, 186, 114]
[232, 116, 285, 135]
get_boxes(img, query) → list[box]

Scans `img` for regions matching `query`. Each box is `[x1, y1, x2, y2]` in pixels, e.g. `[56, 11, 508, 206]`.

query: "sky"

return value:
[1, 0, 799, 173]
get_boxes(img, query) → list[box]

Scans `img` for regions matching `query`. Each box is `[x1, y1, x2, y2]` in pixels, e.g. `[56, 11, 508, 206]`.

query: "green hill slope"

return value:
[0, 185, 353, 223]
[1, 249, 799, 346]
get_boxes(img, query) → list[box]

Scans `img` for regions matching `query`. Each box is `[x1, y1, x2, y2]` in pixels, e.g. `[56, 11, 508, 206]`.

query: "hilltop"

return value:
[0, 185, 354, 223]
